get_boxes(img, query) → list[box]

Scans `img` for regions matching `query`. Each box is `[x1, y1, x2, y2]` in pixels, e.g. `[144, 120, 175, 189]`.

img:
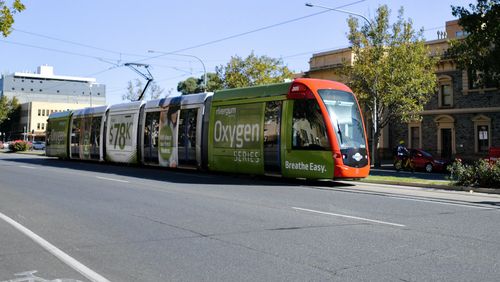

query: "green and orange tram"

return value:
[46, 78, 370, 179]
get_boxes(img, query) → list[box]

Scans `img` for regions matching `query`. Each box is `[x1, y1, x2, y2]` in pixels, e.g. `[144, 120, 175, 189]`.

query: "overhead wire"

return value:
[4, 0, 369, 100]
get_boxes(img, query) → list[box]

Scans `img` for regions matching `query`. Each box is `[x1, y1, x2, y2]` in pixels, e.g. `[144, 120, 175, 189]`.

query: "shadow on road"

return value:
[0, 154, 356, 189]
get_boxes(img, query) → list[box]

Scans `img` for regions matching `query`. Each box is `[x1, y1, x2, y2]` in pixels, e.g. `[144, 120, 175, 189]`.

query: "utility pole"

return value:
[305, 2, 379, 167]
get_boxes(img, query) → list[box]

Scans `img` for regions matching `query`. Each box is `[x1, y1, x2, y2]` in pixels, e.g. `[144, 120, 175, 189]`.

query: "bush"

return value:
[9, 140, 30, 152]
[448, 159, 500, 188]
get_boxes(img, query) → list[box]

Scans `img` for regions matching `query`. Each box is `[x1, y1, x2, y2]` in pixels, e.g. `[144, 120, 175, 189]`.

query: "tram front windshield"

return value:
[318, 89, 367, 150]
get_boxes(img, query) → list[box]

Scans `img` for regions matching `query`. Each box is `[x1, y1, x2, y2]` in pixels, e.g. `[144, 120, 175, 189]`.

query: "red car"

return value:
[410, 149, 448, 173]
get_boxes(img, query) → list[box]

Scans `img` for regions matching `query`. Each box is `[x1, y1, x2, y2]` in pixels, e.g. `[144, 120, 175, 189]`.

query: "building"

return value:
[0, 65, 106, 140]
[306, 20, 499, 161]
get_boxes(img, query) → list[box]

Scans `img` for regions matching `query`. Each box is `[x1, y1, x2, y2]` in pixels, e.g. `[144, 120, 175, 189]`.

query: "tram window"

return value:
[264, 101, 281, 148]
[90, 117, 101, 159]
[144, 111, 160, 164]
[292, 100, 330, 150]
[71, 118, 81, 157]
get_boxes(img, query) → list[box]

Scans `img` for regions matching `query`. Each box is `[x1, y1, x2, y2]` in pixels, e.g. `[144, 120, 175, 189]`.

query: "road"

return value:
[1, 153, 499, 281]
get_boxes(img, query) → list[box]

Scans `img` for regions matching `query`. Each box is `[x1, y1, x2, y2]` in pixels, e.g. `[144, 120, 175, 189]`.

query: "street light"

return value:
[305, 2, 379, 166]
[147, 50, 208, 91]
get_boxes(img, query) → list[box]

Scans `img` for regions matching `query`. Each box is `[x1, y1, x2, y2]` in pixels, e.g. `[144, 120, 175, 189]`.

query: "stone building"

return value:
[305, 20, 499, 161]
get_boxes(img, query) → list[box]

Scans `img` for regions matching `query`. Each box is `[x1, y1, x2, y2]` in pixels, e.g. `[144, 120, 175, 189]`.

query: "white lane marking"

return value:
[292, 207, 406, 227]
[19, 165, 36, 169]
[0, 211, 110, 282]
[96, 176, 129, 183]
[386, 195, 495, 210]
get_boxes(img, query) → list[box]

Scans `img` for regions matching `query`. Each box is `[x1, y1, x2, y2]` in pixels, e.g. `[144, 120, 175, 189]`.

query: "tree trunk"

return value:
[371, 129, 381, 168]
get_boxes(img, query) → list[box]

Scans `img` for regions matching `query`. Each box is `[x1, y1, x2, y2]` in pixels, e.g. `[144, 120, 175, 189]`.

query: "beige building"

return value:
[20, 102, 93, 140]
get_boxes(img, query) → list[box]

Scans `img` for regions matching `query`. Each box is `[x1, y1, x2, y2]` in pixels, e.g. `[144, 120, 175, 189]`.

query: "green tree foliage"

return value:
[177, 73, 222, 95]
[122, 79, 164, 101]
[0, 96, 20, 139]
[0, 96, 19, 124]
[215, 52, 293, 89]
[345, 5, 438, 166]
[0, 0, 25, 37]
[448, 0, 500, 87]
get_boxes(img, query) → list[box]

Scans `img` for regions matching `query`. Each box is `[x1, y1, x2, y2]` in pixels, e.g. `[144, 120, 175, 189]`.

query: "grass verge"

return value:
[361, 175, 451, 187]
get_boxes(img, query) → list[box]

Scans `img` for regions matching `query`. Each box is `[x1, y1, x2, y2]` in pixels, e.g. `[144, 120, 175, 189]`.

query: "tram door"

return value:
[264, 101, 282, 173]
[178, 108, 198, 166]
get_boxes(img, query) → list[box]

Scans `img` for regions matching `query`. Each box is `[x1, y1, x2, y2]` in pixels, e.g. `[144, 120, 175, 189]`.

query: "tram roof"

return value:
[72, 105, 108, 117]
[108, 101, 144, 112]
[48, 110, 72, 119]
[213, 82, 291, 102]
[144, 92, 213, 110]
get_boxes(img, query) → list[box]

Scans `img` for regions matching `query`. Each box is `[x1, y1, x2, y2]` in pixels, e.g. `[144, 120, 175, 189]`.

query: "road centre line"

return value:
[19, 165, 36, 169]
[292, 207, 406, 227]
[96, 176, 129, 183]
[0, 211, 110, 282]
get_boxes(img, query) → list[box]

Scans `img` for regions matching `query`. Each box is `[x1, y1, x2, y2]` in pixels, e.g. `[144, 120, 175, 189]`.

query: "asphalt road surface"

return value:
[1, 153, 499, 281]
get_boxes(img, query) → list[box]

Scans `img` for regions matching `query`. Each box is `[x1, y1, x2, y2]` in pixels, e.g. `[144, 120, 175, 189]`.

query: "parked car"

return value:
[485, 147, 500, 164]
[32, 141, 46, 150]
[410, 148, 448, 173]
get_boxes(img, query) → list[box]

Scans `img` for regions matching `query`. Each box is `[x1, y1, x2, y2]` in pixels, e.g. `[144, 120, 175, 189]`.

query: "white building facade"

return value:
[0, 65, 106, 140]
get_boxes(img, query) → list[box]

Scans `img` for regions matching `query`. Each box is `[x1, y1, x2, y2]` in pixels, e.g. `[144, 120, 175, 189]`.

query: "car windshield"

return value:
[318, 89, 366, 149]
[419, 150, 433, 158]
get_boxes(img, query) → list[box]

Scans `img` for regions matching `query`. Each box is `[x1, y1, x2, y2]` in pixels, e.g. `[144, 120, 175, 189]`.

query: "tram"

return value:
[46, 78, 370, 179]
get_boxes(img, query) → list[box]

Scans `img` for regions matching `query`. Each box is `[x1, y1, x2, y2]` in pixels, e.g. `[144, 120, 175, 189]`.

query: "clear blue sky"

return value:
[1, 0, 472, 105]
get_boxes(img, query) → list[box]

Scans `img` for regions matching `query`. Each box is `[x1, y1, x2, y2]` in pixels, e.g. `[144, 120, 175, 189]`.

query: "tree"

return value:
[345, 6, 438, 166]
[215, 52, 293, 89]
[448, 0, 500, 87]
[0, 96, 19, 124]
[0, 0, 25, 37]
[0, 96, 20, 139]
[177, 73, 222, 94]
[122, 79, 164, 101]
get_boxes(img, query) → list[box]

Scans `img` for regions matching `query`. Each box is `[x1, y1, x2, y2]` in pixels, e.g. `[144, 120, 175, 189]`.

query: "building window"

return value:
[21, 88, 24, 91]
[472, 115, 491, 153]
[39, 89, 42, 92]
[37, 123, 40, 130]
[408, 121, 421, 149]
[57, 90, 60, 93]
[468, 69, 498, 90]
[41, 123, 45, 130]
[38, 109, 41, 116]
[478, 125, 489, 152]
[42, 109, 45, 116]
[441, 84, 452, 106]
[411, 127, 420, 148]
[438, 76, 453, 107]
[11, 87, 15, 90]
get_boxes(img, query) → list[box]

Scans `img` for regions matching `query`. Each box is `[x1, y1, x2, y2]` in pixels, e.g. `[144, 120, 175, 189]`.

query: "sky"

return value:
[1, 0, 473, 105]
